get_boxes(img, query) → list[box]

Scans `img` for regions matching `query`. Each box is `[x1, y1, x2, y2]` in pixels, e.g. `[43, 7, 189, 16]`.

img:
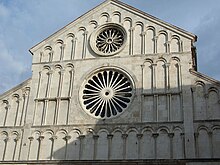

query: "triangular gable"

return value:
[29, 0, 196, 54]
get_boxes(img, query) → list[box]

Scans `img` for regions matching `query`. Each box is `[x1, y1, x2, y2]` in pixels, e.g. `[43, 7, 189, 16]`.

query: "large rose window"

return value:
[80, 68, 134, 119]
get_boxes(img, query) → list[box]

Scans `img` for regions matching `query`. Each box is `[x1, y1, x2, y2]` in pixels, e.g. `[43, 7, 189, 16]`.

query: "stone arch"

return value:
[53, 39, 64, 61]
[0, 100, 8, 126]
[89, 20, 98, 28]
[100, 12, 110, 24]
[212, 126, 220, 158]
[75, 27, 86, 59]
[173, 127, 184, 159]
[5, 94, 19, 126]
[112, 11, 121, 23]
[157, 31, 168, 53]
[194, 81, 207, 120]
[29, 131, 41, 160]
[39, 130, 53, 160]
[52, 130, 67, 160]
[170, 35, 181, 53]
[111, 129, 123, 159]
[61, 63, 74, 97]
[4, 131, 20, 160]
[0, 131, 8, 161]
[66, 129, 81, 160]
[197, 127, 211, 158]
[207, 87, 220, 119]
[41, 46, 52, 63]
[81, 129, 95, 160]
[126, 127, 139, 159]
[133, 22, 144, 55]
[140, 127, 154, 159]
[145, 26, 155, 54]
[96, 129, 109, 160]
[143, 59, 153, 93]
[64, 33, 75, 60]
[157, 127, 171, 159]
[38, 66, 51, 98]
[123, 17, 132, 55]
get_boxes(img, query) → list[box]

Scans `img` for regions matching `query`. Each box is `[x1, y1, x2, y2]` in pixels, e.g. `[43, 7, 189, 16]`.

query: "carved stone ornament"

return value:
[90, 23, 127, 56]
[79, 67, 135, 119]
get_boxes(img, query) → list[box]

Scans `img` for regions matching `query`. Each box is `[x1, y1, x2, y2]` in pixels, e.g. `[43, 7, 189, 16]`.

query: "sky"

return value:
[0, 0, 220, 94]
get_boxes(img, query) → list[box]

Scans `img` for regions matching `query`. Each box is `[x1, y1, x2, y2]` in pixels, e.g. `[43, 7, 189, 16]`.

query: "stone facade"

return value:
[0, 0, 220, 164]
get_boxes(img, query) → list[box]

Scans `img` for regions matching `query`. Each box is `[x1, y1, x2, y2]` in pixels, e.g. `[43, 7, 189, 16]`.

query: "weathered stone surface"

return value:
[0, 0, 220, 164]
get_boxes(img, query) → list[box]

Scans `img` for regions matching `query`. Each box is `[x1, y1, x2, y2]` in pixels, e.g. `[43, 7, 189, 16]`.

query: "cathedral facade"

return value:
[0, 0, 220, 164]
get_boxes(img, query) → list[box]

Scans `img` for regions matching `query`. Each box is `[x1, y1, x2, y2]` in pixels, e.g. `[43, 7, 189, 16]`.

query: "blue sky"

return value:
[0, 0, 220, 94]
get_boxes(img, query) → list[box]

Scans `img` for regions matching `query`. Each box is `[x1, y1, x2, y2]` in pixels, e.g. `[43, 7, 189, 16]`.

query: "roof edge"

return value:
[189, 69, 220, 86]
[0, 78, 32, 99]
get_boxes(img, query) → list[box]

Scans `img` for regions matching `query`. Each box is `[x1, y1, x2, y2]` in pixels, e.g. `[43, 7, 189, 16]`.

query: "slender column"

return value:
[166, 41, 170, 54]
[168, 133, 174, 159]
[2, 137, 8, 161]
[122, 134, 128, 159]
[107, 134, 113, 160]
[72, 38, 77, 60]
[93, 135, 99, 160]
[180, 40, 183, 52]
[152, 133, 159, 159]
[167, 94, 171, 121]
[64, 135, 71, 160]
[27, 137, 34, 160]
[194, 133, 199, 158]
[69, 69, 75, 97]
[41, 100, 48, 125]
[37, 136, 44, 160]
[60, 44, 66, 61]
[50, 135, 57, 160]
[39, 51, 43, 63]
[137, 134, 143, 159]
[141, 64, 145, 122]
[14, 97, 20, 126]
[180, 133, 186, 158]
[141, 32, 146, 54]
[46, 70, 53, 98]
[82, 31, 88, 59]
[78, 135, 85, 160]
[3, 103, 10, 126]
[58, 69, 65, 97]
[152, 63, 157, 92]
[153, 36, 158, 54]
[165, 63, 170, 91]
[49, 50, 54, 62]
[36, 71, 42, 98]
[12, 137, 19, 160]
[208, 132, 213, 158]
[129, 27, 134, 55]
[154, 95, 158, 122]
[20, 93, 27, 125]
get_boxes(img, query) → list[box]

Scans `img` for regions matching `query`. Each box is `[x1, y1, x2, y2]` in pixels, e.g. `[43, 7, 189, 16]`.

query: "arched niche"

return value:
[66, 130, 80, 160]
[96, 130, 108, 160]
[52, 130, 67, 160]
[156, 129, 170, 159]
[111, 130, 123, 159]
[140, 130, 154, 159]
[145, 28, 155, 54]
[207, 89, 220, 119]
[157, 32, 167, 53]
[197, 128, 211, 158]
[81, 132, 94, 160]
[133, 23, 143, 55]
[39, 131, 53, 160]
